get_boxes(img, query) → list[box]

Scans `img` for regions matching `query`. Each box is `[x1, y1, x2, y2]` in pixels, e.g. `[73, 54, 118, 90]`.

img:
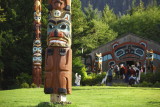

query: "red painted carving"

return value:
[33, 0, 42, 87]
[33, 66, 42, 87]
[34, 0, 42, 12]
[48, 0, 70, 11]
[45, 47, 72, 94]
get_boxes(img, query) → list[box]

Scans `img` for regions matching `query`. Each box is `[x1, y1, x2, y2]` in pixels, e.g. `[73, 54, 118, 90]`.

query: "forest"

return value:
[0, 0, 160, 89]
[80, 0, 160, 14]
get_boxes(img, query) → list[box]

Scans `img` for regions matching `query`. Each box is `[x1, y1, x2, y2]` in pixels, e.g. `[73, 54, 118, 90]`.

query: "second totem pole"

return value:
[33, 0, 42, 87]
[44, 0, 72, 103]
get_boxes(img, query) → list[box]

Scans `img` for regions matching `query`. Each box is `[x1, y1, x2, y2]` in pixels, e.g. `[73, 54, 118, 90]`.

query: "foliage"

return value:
[82, 72, 106, 86]
[112, 4, 160, 42]
[72, 57, 87, 82]
[81, 19, 117, 52]
[112, 83, 128, 87]
[133, 81, 160, 88]
[0, 8, 6, 22]
[16, 72, 32, 86]
[40, 84, 44, 88]
[140, 72, 160, 84]
[153, 81, 160, 88]
[30, 83, 37, 88]
[20, 82, 29, 88]
[72, 0, 87, 56]
[139, 81, 153, 87]
[84, 3, 102, 21]
[102, 4, 117, 25]
[133, 71, 160, 87]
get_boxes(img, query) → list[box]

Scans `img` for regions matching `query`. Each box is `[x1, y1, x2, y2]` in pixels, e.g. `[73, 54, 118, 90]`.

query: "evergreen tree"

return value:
[72, 0, 87, 56]
[112, 2, 160, 42]
[84, 3, 102, 21]
[102, 4, 117, 25]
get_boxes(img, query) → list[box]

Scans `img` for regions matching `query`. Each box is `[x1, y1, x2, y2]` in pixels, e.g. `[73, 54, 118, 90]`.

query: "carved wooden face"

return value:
[95, 53, 102, 63]
[33, 46, 42, 54]
[34, 12, 41, 24]
[146, 50, 154, 61]
[33, 53, 42, 66]
[33, 39, 42, 59]
[51, 0, 66, 10]
[33, 39, 41, 47]
[47, 19, 71, 47]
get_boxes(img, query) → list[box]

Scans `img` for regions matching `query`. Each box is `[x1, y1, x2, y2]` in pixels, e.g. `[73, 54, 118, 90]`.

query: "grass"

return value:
[0, 86, 160, 107]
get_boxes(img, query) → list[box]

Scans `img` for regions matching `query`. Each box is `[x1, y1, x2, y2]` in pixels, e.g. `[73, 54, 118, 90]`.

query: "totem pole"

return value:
[32, 0, 42, 87]
[146, 49, 154, 72]
[95, 53, 102, 74]
[44, 0, 72, 103]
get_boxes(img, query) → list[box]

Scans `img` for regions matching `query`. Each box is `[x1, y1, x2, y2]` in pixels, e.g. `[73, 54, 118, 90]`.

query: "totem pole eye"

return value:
[49, 25, 54, 29]
[33, 47, 37, 51]
[38, 47, 42, 50]
[38, 57, 42, 61]
[35, 17, 38, 20]
[60, 24, 66, 30]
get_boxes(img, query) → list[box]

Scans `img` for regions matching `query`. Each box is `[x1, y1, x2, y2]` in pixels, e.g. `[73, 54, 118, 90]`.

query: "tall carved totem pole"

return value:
[95, 53, 102, 74]
[146, 49, 154, 72]
[32, 0, 42, 87]
[44, 0, 72, 103]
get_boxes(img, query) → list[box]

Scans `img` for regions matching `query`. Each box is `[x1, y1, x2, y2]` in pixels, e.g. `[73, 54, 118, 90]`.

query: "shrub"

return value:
[112, 83, 128, 87]
[30, 83, 37, 88]
[132, 84, 139, 87]
[137, 81, 153, 87]
[20, 82, 29, 88]
[72, 57, 88, 82]
[82, 72, 106, 86]
[40, 84, 44, 88]
[140, 81, 148, 87]
[140, 72, 160, 84]
[16, 73, 32, 86]
[82, 76, 93, 86]
[153, 82, 160, 88]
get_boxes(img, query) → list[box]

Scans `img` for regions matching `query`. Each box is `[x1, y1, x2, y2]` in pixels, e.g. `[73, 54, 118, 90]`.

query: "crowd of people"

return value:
[106, 62, 146, 85]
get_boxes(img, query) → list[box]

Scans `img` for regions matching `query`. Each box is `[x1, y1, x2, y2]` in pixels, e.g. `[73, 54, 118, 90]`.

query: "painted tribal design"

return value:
[47, 19, 71, 47]
[95, 53, 102, 74]
[33, 39, 42, 66]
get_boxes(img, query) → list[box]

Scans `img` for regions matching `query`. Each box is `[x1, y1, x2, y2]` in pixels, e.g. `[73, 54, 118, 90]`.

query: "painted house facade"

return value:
[85, 34, 160, 72]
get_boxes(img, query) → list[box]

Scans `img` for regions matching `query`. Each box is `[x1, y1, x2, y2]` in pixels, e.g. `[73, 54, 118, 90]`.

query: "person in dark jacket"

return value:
[107, 65, 114, 85]
[120, 64, 126, 79]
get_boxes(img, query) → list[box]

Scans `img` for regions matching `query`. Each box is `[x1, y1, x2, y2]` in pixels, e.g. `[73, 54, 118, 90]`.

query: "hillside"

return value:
[80, 0, 160, 14]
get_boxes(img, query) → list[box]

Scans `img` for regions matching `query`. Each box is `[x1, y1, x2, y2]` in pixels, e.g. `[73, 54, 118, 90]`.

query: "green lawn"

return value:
[0, 86, 160, 107]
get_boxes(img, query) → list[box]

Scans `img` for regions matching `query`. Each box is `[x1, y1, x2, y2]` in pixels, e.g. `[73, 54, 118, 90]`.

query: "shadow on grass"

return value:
[37, 102, 76, 107]
[142, 88, 160, 90]
[37, 102, 53, 107]
[72, 87, 134, 91]
[148, 101, 160, 105]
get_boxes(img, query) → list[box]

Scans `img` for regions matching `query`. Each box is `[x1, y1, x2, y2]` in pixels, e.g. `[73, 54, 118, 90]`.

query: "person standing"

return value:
[114, 65, 120, 79]
[107, 65, 114, 85]
[120, 64, 126, 79]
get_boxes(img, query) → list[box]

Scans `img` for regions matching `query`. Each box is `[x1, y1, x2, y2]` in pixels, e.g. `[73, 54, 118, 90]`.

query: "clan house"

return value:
[85, 33, 160, 72]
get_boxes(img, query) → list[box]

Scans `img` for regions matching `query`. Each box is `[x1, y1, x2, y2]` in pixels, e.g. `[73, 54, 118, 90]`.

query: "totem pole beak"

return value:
[49, 30, 64, 38]
[54, 29, 58, 37]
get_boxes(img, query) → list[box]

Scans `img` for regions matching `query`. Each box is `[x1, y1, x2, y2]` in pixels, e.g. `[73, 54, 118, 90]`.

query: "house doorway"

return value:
[126, 61, 135, 66]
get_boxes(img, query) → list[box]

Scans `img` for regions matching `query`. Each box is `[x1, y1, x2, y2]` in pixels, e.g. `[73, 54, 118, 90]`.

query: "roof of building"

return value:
[91, 33, 160, 53]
